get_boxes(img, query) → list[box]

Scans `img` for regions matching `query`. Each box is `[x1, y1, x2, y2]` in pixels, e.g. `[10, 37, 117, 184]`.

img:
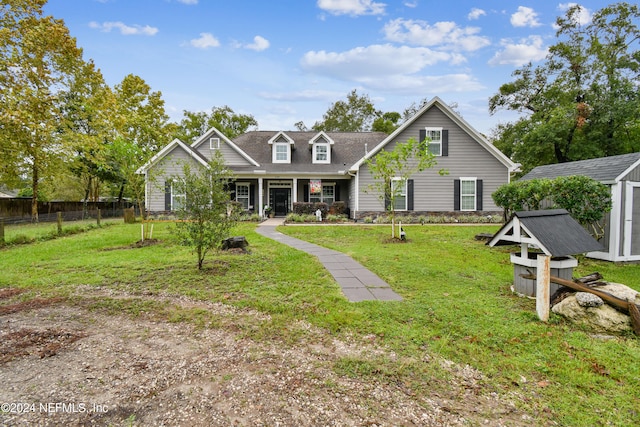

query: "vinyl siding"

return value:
[358, 106, 508, 212]
[146, 147, 205, 212]
[192, 134, 254, 167]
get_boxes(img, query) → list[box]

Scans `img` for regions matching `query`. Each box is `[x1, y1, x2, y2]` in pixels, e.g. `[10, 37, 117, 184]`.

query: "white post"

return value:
[258, 178, 264, 218]
[536, 254, 550, 322]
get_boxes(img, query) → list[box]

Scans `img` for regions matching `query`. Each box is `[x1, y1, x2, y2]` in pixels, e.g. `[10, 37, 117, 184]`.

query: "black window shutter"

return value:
[303, 184, 309, 202]
[249, 184, 255, 208]
[419, 129, 426, 143]
[442, 129, 449, 156]
[407, 179, 414, 211]
[165, 180, 172, 211]
[453, 179, 460, 211]
[476, 179, 483, 211]
[335, 185, 340, 202]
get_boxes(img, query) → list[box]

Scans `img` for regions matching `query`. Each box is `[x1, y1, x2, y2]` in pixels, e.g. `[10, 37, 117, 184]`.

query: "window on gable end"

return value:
[460, 177, 477, 211]
[424, 127, 442, 156]
[210, 137, 220, 150]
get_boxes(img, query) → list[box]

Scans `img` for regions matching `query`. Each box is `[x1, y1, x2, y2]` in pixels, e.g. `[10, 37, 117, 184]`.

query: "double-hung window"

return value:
[460, 178, 477, 211]
[309, 182, 335, 204]
[235, 183, 250, 210]
[313, 143, 329, 163]
[424, 127, 442, 156]
[274, 143, 289, 162]
[171, 180, 186, 211]
[391, 178, 407, 211]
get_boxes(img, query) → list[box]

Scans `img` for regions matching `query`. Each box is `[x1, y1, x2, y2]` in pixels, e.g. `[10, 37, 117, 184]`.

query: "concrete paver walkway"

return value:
[256, 219, 402, 302]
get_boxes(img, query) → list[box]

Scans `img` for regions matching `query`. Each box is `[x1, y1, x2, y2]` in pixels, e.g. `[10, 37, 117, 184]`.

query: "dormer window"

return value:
[269, 132, 295, 164]
[274, 142, 290, 162]
[309, 132, 334, 164]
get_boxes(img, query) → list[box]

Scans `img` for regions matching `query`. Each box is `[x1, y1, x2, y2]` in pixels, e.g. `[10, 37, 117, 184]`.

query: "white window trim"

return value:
[391, 177, 407, 211]
[273, 142, 291, 163]
[235, 182, 250, 210]
[460, 177, 477, 212]
[309, 182, 336, 204]
[424, 127, 442, 157]
[312, 143, 330, 164]
[210, 137, 220, 150]
[171, 179, 186, 211]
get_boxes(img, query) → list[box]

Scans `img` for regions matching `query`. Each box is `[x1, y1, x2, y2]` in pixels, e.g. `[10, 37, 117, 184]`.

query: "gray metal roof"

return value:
[520, 152, 640, 183]
[489, 209, 604, 257]
[231, 131, 388, 174]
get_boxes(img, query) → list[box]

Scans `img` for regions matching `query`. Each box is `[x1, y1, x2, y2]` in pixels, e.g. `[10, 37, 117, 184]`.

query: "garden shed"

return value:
[488, 209, 604, 297]
[520, 152, 640, 262]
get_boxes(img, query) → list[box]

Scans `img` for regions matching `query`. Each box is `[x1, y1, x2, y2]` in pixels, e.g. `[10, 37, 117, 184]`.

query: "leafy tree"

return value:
[111, 74, 173, 205]
[171, 152, 237, 270]
[490, 3, 640, 174]
[313, 89, 379, 132]
[492, 176, 612, 238]
[364, 137, 439, 239]
[372, 112, 402, 134]
[0, 0, 85, 221]
[61, 60, 117, 204]
[175, 106, 258, 142]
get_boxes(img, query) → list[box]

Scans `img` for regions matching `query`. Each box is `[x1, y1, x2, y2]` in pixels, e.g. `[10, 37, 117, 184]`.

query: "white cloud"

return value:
[317, 0, 386, 16]
[404, 1, 418, 8]
[300, 44, 477, 93]
[510, 6, 541, 28]
[558, 3, 592, 26]
[177, 0, 198, 4]
[190, 32, 220, 49]
[245, 36, 270, 51]
[258, 89, 344, 102]
[383, 18, 491, 52]
[468, 8, 486, 20]
[489, 36, 548, 66]
[89, 21, 158, 36]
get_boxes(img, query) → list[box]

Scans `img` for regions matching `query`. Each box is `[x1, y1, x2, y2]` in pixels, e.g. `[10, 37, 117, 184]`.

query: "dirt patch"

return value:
[0, 297, 65, 316]
[0, 290, 531, 426]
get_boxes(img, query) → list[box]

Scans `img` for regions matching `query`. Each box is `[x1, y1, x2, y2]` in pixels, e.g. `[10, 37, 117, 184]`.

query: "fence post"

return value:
[97, 208, 101, 226]
[0, 219, 4, 246]
[57, 212, 63, 235]
[536, 254, 550, 322]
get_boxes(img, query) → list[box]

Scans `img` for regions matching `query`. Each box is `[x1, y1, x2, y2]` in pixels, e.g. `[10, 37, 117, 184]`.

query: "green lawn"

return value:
[1, 221, 638, 426]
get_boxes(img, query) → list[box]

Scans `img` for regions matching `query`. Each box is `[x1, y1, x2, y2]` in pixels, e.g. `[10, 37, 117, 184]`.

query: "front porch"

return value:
[233, 178, 350, 218]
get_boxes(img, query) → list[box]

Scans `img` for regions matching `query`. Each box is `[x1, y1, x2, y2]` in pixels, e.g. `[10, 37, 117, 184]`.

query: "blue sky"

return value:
[43, 0, 607, 135]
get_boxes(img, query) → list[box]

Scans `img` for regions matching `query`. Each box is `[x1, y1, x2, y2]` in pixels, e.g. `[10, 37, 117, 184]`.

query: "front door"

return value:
[273, 188, 290, 217]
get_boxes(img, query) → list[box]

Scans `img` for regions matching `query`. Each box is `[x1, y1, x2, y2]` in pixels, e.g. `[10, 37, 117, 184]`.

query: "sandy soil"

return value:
[0, 287, 531, 426]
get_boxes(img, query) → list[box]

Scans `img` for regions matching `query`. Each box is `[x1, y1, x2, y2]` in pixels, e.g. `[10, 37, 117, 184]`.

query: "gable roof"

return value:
[350, 96, 518, 172]
[229, 131, 387, 175]
[520, 152, 640, 184]
[136, 138, 209, 174]
[191, 127, 260, 167]
[488, 209, 604, 257]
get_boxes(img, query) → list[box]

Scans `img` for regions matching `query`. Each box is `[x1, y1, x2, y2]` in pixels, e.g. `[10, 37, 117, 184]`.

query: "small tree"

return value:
[364, 137, 440, 238]
[171, 152, 236, 269]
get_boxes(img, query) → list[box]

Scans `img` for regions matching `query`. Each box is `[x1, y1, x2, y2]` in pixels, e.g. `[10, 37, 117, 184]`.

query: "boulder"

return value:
[552, 283, 640, 334]
[221, 236, 249, 252]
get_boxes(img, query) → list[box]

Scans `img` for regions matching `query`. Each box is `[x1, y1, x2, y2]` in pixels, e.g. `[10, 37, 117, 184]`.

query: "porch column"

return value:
[258, 178, 264, 218]
[292, 178, 298, 207]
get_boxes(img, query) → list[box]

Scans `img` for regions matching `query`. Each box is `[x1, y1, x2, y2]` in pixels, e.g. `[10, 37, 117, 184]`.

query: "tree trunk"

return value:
[31, 163, 39, 223]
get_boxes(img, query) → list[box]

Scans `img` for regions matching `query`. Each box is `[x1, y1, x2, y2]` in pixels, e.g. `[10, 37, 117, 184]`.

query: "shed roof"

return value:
[520, 152, 640, 183]
[488, 209, 604, 257]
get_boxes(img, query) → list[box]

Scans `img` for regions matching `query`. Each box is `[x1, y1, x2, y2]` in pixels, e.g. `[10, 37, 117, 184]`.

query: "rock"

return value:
[221, 236, 249, 252]
[551, 282, 640, 334]
[575, 292, 603, 307]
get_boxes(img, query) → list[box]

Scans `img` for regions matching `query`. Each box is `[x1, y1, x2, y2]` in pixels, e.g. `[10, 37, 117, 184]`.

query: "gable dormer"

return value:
[309, 132, 334, 164]
[268, 131, 295, 164]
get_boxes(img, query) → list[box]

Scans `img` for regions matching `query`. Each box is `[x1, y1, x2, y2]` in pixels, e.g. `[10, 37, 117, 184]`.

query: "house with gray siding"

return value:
[520, 152, 640, 262]
[137, 97, 518, 220]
